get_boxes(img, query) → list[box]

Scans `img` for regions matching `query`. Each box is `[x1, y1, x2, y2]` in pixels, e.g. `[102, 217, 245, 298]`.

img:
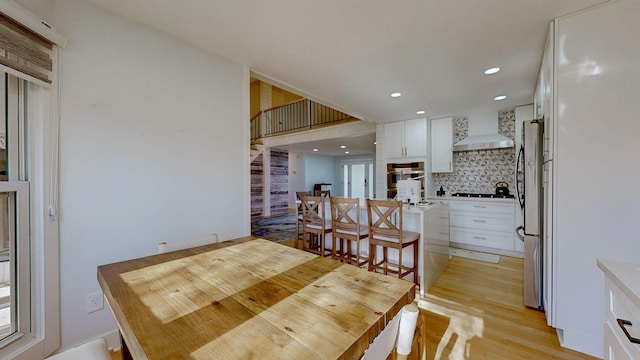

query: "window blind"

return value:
[0, 13, 53, 84]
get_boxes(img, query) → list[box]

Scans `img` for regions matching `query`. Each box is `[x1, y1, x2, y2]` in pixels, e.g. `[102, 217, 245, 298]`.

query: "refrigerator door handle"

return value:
[515, 225, 525, 241]
[515, 145, 525, 209]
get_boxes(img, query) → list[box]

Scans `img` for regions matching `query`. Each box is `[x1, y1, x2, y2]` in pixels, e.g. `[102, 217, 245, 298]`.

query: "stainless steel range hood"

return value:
[452, 111, 514, 151]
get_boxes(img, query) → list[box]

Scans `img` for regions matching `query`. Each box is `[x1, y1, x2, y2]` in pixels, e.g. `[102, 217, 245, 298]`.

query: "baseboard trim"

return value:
[556, 327, 602, 358]
[450, 248, 500, 264]
[103, 330, 121, 352]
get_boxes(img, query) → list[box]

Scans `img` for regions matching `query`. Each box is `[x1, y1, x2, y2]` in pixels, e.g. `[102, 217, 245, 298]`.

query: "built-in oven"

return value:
[386, 162, 425, 199]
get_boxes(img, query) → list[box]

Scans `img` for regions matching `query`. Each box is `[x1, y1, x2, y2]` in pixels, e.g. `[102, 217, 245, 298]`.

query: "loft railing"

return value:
[250, 99, 357, 141]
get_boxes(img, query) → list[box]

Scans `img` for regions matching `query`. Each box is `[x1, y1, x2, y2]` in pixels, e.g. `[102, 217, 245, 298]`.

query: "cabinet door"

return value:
[404, 118, 427, 157]
[431, 117, 453, 173]
[384, 121, 405, 158]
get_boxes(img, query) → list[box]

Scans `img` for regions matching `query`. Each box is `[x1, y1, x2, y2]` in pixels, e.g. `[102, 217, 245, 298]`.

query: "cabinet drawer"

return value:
[606, 279, 640, 358]
[449, 201, 514, 214]
[450, 211, 513, 232]
[450, 227, 514, 250]
[605, 321, 634, 360]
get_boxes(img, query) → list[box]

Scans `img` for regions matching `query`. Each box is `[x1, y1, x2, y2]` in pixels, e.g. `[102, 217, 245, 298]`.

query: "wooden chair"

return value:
[366, 199, 419, 284]
[361, 303, 419, 360]
[295, 191, 311, 248]
[158, 233, 218, 254]
[300, 195, 332, 257]
[46, 338, 111, 360]
[330, 197, 368, 267]
[315, 189, 331, 198]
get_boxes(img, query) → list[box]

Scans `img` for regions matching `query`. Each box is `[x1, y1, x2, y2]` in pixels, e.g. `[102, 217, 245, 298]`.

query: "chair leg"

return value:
[413, 241, 419, 284]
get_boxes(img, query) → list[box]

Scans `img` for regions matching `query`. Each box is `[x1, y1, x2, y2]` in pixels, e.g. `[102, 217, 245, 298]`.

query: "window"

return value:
[0, 5, 62, 358]
[0, 73, 32, 348]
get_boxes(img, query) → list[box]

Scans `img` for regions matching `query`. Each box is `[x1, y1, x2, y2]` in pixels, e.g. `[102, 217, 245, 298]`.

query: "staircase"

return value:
[250, 139, 264, 163]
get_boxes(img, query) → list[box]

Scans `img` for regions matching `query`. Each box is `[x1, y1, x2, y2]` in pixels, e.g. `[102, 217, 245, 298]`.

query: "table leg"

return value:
[120, 333, 133, 360]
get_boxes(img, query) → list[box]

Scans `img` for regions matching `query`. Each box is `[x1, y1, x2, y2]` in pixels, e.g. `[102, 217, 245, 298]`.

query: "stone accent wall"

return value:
[433, 110, 516, 195]
[270, 150, 289, 215]
[250, 153, 264, 217]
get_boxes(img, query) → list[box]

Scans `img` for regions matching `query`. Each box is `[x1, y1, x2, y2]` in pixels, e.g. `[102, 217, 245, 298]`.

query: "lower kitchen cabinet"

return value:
[598, 260, 640, 360]
[449, 199, 518, 255]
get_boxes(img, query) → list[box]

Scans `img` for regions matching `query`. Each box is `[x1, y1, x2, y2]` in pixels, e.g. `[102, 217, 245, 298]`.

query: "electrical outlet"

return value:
[87, 291, 104, 314]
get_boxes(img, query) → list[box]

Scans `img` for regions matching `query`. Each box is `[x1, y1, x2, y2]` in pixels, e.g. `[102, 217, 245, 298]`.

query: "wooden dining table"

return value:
[97, 236, 416, 359]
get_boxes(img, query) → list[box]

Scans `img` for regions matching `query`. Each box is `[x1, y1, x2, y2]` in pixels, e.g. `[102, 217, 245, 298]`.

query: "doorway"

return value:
[342, 160, 374, 203]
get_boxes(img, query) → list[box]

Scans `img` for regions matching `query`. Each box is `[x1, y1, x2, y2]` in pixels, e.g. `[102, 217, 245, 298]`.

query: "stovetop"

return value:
[451, 192, 515, 199]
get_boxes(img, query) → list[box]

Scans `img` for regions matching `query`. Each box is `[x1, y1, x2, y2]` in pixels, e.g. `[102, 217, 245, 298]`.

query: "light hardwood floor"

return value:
[110, 240, 599, 360]
[417, 255, 598, 360]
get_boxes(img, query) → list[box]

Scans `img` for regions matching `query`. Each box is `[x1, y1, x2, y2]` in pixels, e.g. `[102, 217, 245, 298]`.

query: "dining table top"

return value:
[97, 236, 416, 359]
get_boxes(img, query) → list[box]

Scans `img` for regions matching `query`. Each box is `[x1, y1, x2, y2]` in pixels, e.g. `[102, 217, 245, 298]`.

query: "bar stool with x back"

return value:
[300, 195, 332, 257]
[295, 191, 311, 249]
[329, 197, 369, 267]
[366, 199, 419, 284]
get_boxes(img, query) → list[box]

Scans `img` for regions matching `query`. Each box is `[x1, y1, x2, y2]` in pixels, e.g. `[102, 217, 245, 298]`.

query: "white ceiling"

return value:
[86, 0, 607, 155]
[275, 133, 377, 157]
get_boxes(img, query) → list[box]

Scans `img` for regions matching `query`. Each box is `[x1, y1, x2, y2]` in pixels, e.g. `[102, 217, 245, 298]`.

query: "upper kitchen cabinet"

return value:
[384, 118, 427, 160]
[430, 117, 453, 173]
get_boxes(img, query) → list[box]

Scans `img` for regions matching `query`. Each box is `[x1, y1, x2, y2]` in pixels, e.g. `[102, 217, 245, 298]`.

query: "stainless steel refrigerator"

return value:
[515, 119, 543, 309]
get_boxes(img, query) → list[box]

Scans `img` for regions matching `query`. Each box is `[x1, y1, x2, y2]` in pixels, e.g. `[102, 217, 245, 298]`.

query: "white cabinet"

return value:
[598, 260, 640, 360]
[384, 118, 427, 160]
[430, 117, 453, 173]
[449, 200, 518, 255]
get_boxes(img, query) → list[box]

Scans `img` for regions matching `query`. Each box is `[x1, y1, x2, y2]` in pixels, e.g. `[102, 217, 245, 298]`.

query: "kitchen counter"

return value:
[597, 259, 640, 309]
[429, 195, 516, 203]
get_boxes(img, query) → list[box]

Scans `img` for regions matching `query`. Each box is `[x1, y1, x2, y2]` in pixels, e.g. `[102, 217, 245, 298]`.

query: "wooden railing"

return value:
[250, 99, 357, 141]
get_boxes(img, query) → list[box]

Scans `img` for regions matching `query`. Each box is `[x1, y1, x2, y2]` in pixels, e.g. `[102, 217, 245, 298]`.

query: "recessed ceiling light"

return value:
[313, 148, 318, 152]
[340, 145, 346, 149]
[345, 151, 350, 154]
[485, 67, 501, 75]
[416, 110, 426, 115]
[374, 141, 377, 145]
[390, 92, 402, 98]
[494, 95, 507, 101]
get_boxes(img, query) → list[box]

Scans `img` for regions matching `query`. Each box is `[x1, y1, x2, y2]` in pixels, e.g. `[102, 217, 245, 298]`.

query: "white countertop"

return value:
[428, 195, 516, 203]
[597, 259, 640, 309]
[403, 201, 447, 214]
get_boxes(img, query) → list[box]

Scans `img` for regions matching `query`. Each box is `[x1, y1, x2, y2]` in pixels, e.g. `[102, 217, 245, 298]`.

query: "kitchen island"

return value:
[403, 200, 451, 296]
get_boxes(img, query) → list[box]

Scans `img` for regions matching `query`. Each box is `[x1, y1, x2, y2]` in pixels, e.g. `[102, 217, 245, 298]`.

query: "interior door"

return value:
[342, 161, 374, 203]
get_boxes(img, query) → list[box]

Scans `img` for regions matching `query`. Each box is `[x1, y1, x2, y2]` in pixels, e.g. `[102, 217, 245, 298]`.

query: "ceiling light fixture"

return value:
[484, 67, 501, 75]
[340, 145, 346, 149]
[416, 110, 426, 115]
[494, 95, 507, 101]
[374, 141, 377, 145]
[390, 92, 402, 98]
[313, 148, 318, 152]
[345, 151, 350, 154]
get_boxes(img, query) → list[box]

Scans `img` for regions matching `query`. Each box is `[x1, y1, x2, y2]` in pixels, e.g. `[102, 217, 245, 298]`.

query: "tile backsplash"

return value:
[433, 110, 516, 195]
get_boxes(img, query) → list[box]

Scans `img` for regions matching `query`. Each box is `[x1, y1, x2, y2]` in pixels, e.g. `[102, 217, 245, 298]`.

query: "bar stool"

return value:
[300, 195, 332, 257]
[329, 197, 368, 267]
[366, 199, 419, 284]
[295, 191, 311, 248]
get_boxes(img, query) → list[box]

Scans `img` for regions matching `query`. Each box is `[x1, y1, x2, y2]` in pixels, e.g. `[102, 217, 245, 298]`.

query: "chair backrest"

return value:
[316, 189, 331, 198]
[296, 191, 311, 214]
[330, 197, 361, 234]
[301, 195, 327, 229]
[158, 233, 218, 254]
[367, 199, 403, 243]
[360, 303, 419, 360]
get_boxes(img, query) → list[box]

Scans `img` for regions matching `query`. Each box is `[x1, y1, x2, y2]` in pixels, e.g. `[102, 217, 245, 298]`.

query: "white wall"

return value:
[304, 154, 336, 194]
[22, 0, 249, 351]
[288, 151, 306, 207]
